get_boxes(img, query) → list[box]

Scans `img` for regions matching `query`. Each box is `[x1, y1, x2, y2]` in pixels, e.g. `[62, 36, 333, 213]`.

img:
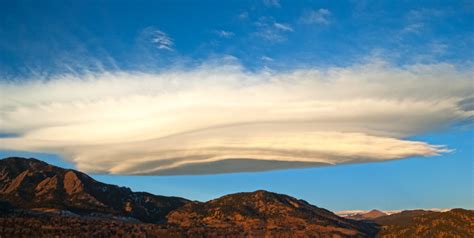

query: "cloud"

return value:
[261, 56, 274, 62]
[400, 9, 447, 35]
[273, 23, 293, 32]
[402, 22, 424, 34]
[0, 60, 472, 175]
[263, 0, 280, 7]
[300, 9, 331, 25]
[255, 18, 293, 42]
[406, 9, 445, 21]
[216, 30, 235, 38]
[238, 11, 249, 20]
[150, 30, 174, 51]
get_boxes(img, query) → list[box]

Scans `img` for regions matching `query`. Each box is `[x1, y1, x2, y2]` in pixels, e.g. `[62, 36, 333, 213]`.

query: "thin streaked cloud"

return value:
[300, 8, 331, 25]
[255, 17, 294, 42]
[216, 30, 235, 38]
[273, 23, 293, 32]
[263, 0, 280, 8]
[151, 29, 174, 51]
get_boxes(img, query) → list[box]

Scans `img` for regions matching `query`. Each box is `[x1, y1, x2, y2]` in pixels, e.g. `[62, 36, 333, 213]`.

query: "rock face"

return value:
[375, 209, 474, 238]
[167, 190, 379, 237]
[0, 157, 189, 223]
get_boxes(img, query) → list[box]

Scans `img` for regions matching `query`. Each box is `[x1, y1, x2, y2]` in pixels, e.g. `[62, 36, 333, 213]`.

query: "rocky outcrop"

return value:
[0, 157, 189, 223]
[35, 175, 58, 197]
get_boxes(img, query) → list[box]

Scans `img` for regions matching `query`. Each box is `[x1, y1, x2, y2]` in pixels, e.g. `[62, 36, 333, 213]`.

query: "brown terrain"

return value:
[374, 209, 474, 238]
[1, 157, 473, 238]
[167, 190, 377, 237]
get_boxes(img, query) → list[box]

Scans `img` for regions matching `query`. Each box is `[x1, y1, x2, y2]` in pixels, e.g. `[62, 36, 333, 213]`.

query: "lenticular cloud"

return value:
[0, 61, 472, 175]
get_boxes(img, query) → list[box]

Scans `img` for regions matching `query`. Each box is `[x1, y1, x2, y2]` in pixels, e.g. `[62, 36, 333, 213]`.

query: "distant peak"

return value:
[369, 209, 385, 213]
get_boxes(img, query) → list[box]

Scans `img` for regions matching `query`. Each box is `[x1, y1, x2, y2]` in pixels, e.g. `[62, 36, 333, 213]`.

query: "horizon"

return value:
[0, 0, 473, 213]
[0, 155, 464, 213]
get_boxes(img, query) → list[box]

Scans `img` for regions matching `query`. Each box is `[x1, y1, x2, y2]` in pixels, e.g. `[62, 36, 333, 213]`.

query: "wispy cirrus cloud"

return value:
[401, 22, 424, 34]
[150, 29, 174, 51]
[216, 30, 235, 38]
[273, 23, 293, 32]
[263, 0, 280, 8]
[238, 11, 249, 20]
[401, 8, 447, 35]
[0, 59, 472, 175]
[300, 9, 331, 25]
[255, 17, 293, 42]
[261, 56, 274, 62]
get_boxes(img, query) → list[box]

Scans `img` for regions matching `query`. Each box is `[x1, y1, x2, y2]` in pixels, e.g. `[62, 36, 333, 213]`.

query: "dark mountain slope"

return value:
[0, 157, 189, 223]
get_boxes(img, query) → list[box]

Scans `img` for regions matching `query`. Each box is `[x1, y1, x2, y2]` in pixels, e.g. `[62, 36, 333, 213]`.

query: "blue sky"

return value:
[1, 0, 473, 75]
[0, 0, 473, 211]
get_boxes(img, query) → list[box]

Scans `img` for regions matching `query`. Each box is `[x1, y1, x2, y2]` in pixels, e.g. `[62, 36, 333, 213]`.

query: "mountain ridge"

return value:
[0, 157, 189, 223]
[1, 157, 473, 238]
[167, 189, 378, 237]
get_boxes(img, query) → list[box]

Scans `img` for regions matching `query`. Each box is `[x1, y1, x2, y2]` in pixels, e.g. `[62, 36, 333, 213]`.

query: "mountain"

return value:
[345, 209, 387, 220]
[1, 157, 473, 238]
[373, 209, 437, 225]
[0, 157, 379, 237]
[337, 208, 452, 217]
[0, 157, 189, 223]
[375, 209, 474, 237]
[167, 190, 379, 237]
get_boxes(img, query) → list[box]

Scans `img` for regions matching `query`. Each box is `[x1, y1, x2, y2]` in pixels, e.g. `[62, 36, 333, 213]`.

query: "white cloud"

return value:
[216, 30, 235, 38]
[263, 0, 280, 7]
[238, 11, 249, 20]
[0, 60, 472, 175]
[273, 23, 293, 32]
[261, 56, 274, 61]
[150, 30, 174, 51]
[401, 9, 446, 36]
[255, 18, 294, 42]
[402, 22, 424, 34]
[406, 9, 445, 21]
[300, 9, 331, 25]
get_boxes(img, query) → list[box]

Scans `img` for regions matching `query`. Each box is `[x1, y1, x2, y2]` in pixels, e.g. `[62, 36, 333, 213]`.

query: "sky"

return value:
[0, 0, 473, 211]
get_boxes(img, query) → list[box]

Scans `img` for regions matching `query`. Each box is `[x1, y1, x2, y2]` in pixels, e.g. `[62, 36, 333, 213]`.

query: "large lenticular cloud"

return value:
[0, 61, 472, 175]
